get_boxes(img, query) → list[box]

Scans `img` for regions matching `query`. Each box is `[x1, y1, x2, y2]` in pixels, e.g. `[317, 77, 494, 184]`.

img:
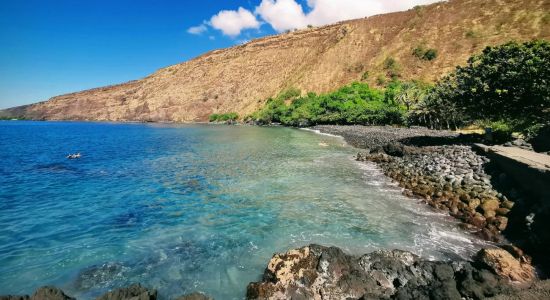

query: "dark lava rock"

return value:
[311, 125, 460, 149]
[0, 287, 75, 300]
[246, 244, 517, 300]
[174, 292, 213, 300]
[30, 287, 75, 300]
[383, 142, 406, 157]
[96, 284, 157, 300]
[488, 279, 550, 300]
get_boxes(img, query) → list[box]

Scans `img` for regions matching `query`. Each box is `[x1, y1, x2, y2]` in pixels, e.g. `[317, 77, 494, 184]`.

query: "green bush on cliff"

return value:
[411, 40, 550, 132]
[209, 112, 239, 122]
[413, 45, 438, 61]
[249, 82, 406, 126]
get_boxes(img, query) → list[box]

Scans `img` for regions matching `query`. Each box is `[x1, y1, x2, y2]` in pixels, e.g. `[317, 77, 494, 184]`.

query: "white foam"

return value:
[300, 128, 346, 139]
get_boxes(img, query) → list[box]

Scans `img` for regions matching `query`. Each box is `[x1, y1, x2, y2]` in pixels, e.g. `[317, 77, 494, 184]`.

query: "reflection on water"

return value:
[0, 122, 491, 299]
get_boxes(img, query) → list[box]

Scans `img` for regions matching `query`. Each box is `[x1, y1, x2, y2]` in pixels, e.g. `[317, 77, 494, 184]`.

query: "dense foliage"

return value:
[209, 112, 239, 122]
[247, 83, 408, 126]
[250, 40, 549, 139]
[410, 40, 550, 134]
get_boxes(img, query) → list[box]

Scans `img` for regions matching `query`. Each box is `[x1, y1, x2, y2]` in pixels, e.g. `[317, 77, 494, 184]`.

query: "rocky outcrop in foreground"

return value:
[0, 284, 212, 300]
[0, 286, 75, 300]
[247, 245, 536, 300]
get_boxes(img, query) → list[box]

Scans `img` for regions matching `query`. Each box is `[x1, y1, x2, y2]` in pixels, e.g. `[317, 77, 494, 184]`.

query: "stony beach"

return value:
[314, 125, 550, 270]
[313, 125, 530, 242]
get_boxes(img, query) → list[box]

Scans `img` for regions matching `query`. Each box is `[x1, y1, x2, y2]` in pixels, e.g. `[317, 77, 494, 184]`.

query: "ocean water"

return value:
[0, 121, 491, 299]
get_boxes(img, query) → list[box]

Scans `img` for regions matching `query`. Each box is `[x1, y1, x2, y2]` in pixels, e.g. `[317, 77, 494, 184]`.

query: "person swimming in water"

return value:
[67, 152, 81, 159]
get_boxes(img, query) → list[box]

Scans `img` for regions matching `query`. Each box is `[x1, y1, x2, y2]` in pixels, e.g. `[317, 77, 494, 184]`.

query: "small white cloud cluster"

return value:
[210, 7, 260, 37]
[188, 0, 441, 38]
[187, 24, 207, 35]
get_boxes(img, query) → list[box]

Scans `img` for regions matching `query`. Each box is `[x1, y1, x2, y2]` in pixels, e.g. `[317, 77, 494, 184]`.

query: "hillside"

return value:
[2, 0, 549, 122]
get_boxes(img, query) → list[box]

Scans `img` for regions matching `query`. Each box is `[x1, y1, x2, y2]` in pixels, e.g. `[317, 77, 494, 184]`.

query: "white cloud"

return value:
[190, 0, 441, 38]
[187, 24, 208, 35]
[256, 0, 442, 32]
[255, 0, 308, 32]
[210, 7, 260, 37]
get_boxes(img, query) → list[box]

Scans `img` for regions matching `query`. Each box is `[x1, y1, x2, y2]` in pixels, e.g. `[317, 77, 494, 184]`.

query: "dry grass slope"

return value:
[2, 0, 549, 122]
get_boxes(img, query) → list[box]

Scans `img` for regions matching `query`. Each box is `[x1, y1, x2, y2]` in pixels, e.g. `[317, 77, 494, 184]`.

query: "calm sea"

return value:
[0, 121, 490, 299]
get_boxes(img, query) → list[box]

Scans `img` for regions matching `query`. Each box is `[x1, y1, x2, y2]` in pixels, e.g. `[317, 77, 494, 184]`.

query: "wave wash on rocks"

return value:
[357, 145, 511, 242]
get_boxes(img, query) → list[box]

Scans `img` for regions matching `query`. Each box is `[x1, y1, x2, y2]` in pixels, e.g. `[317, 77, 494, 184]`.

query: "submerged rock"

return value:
[174, 292, 213, 300]
[246, 244, 517, 300]
[96, 284, 157, 300]
[74, 262, 127, 290]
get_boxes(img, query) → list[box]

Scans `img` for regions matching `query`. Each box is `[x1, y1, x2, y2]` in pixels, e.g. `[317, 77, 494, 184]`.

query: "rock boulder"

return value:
[246, 245, 512, 300]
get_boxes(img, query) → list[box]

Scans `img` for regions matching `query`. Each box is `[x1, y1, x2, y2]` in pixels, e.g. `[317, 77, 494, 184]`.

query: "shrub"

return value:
[209, 114, 219, 122]
[412, 46, 425, 58]
[411, 40, 550, 131]
[376, 74, 387, 86]
[383, 57, 401, 79]
[361, 71, 369, 81]
[488, 121, 514, 143]
[423, 48, 437, 60]
[209, 112, 239, 122]
[250, 82, 406, 126]
[465, 30, 478, 38]
[412, 45, 438, 61]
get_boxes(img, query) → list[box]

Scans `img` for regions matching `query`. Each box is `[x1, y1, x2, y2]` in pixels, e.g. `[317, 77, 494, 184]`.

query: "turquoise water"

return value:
[0, 122, 490, 299]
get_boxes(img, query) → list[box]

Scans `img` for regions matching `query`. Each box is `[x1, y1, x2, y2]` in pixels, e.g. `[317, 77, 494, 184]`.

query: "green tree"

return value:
[396, 82, 427, 111]
[417, 40, 550, 131]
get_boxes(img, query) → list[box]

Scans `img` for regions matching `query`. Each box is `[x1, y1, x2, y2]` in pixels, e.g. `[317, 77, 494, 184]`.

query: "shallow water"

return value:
[0, 122, 490, 299]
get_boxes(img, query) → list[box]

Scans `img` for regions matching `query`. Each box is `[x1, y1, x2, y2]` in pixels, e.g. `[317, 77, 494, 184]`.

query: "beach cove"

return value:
[0, 121, 494, 299]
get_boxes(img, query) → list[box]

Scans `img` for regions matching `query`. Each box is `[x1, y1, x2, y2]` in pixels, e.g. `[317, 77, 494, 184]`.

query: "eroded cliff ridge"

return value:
[2, 0, 549, 122]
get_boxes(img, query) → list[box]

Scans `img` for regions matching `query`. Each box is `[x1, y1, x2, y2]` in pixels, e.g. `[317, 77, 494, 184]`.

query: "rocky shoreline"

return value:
[356, 145, 509, 243]
[313, 125, 550, 272]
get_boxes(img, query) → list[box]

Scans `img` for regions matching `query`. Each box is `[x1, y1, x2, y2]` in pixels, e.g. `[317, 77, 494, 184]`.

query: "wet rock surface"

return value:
[0, 287, 75, 300]
[95, 284, 157, 300]
[246, 244, 539, 300]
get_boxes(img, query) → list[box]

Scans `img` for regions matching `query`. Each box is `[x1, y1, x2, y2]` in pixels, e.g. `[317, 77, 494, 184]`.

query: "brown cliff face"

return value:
[2, 0, 549, 122]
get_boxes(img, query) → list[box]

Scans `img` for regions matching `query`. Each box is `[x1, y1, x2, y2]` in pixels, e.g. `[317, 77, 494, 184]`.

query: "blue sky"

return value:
[0, 0, 437, 109]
